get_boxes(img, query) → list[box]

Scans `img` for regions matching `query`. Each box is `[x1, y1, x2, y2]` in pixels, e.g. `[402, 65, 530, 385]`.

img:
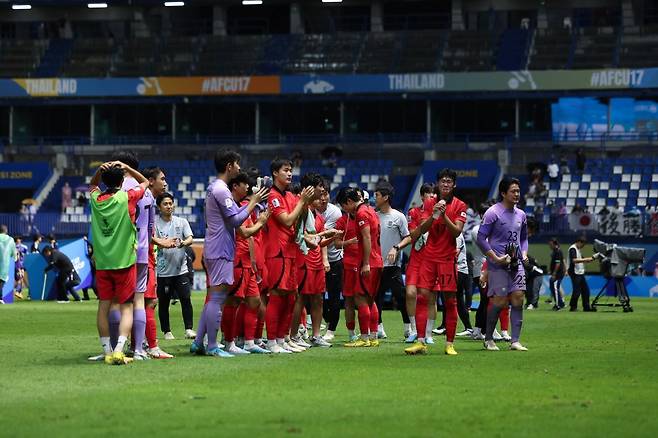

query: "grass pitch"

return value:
[1, 294, 657, 437]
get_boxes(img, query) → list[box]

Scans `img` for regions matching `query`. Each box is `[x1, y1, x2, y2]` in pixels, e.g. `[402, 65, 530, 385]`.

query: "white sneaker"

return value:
[282, 342, 303, 353]
[87, 353, 107, 361]
[133, 350, 150, 361]
[287, 340, 307, 352]
[312, 336, 332, 348]
[227, 345, 251, 355]
[185, 329, 196, 339]
[291, 336, 312, 348]
[163, 331, 175, 340]
[526, 304, 535, 310]
[432, 327, 446, 335]
[147, 347, 174, 359]
[322, 331, 335, 342]
[267, 343, 291, 354]
[484, 340, 500, 351]
[492, 329, 503, 342]
[425, 336, 435, 345]
[501, 330, 512, 342]
[456, 329, 473, 337]
[510, 342, 528, 351]
[471, 328, 485, 341]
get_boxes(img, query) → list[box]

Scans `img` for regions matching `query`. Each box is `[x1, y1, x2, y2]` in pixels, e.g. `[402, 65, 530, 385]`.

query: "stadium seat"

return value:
[609, 189, 618, 198]
[613, 166, 623, 174]
[632, 174, 642, 182]
[562, 174, 571, 182]
[177, 183, 186, 191]
[582, 174, 591, 183]
[182, 176, 191, 184]
[621, 174, 631, 183]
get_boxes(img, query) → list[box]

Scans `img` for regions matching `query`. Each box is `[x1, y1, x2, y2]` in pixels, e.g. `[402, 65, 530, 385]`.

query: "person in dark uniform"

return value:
[82, 236, 98, 300]
[548, 238, 566, 310]
[42, 246, 81, 302]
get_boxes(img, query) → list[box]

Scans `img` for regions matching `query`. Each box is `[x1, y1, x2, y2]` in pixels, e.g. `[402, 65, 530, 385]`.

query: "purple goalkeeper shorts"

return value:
[135, 263, 148, 293]
[487, 266, 526, 297]
[205, 258, 234, 288]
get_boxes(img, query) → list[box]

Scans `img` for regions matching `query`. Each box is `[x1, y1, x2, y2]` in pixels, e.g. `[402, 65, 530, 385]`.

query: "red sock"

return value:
[244, 305, 259, 341]
[276, 294, 296, 339]
[357, 304, 371, 337]
[145, 306, 158, 349]
[346, 319, 355, 331]
[265, 294, 282, 341]
[499, 306, 510, 331]
[369, 302, 379, 335]
[416, 294, 428, 340]
[235, 303, 246, 339]
[222, 305, 237, 343]
[445, 295, 458, 343]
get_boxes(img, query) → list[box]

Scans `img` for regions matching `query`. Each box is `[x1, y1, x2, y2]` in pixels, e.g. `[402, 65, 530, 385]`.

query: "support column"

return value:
[90, 104, 95, 145]
[255, 102, 260, 144]
[290, 2, 304, 34]
[371, 1, 383, 32]
[213, 6, 227, 36]
[172, 103, 177, 143]
[426, 100, 431, 144]
[339, 101, 345, 137]
[514, 99, 520, 139]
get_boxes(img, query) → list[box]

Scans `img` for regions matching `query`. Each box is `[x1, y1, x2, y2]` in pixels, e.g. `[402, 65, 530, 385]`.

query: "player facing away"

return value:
[263, 158, 315, 354]
[405, 169, 467, 356]
[337, 187, 384, 348]
[476, 177, 529, 352]
[190, 150, 268, 358]
[89, 161, 148, 365]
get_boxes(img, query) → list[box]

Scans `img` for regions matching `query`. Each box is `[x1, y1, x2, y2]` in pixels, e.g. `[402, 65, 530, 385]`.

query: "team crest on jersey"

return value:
[225, 198, 233, 208]
[460, 211, 467, 218]
[272, 198, 281, 208]
[358, 220, 365, 226]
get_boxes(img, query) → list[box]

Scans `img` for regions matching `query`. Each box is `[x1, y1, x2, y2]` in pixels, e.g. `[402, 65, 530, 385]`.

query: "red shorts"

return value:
[405, 256, 421, 287]
[266, 256, 297, 292]
[97, 265, 136, 304]
[298, 267, 326, 295]
[344, 265, 382, 297]
[232, 266, 260, 298]
[145, 264, 157, 299]
[418, 261, 457, 292]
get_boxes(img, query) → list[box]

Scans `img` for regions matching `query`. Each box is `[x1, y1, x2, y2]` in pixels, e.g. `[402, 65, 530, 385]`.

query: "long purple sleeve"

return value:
[476, 209, 496, 254]
[226, 204, 250, 228]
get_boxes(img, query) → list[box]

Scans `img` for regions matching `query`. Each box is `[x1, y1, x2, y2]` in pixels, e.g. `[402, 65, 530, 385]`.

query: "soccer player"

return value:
[548, 238, 566, 310]
[190, 150, 268, 357]
[316, 178, 344, 342]
[89, 161, 148, 365]
[405, 169, 467, 356]
[13, 236, 28, 300]
[337, 187, 384, 348]
[222, 172, 270, 354]
[374, 181, 411, 339]
[154, 192, 195, 341]
[476, 177, 529, 352]
[333, 204, 360, 342]
[263, 158, 314, 353]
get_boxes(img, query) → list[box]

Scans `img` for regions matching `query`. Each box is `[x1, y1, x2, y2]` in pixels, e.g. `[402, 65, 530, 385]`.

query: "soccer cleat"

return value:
[189, 341, 206, 356]
[404, 342, 428, 355]
[471, 329, 485, 341]
[492, 330, 503, 342]
[432, 327, 446, 335]
[369, 339, 380, 347]
[88, 353, 107, 362]
[185, 329, 197, 339]
[267, 343, 292, 354]
[405, 332, 418, 343]
[147, 347, 174, 359]
[456, 329, 473, 337]
[444, 344, 458, 355]
[291, 336, 312, 349]
[14, 292, 24, 300]
[244, 344, 271, 354]
[510, 342, 528, 351]
[484, 340, 500, 351]
[348, 334, 359, 342]
[133, 350, 150, 361]
[526, 304, 535, 310]
[500, 330, 512, 342]
[344, 339, 371, 348]
[425, 337, 435, 345]
[312, 336, 332, 348]
[322, 331, 335, 342]
[282, 342, 303, 353]
[256, 339, 268, 350]
[227, 345, 251, 355]
[206, 347, 234, 358]
[163, 332, 175, 340]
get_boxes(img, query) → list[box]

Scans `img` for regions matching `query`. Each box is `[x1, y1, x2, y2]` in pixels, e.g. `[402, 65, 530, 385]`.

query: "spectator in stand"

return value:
[559, 153, 570, 175]
[576, 148, 586, 174]
[77, 192, 87, 208]
[571, 203, 584, 214]
[48, 234, 58, 250]
[61, 182, 73, 213]
[547, 157, 559, 181]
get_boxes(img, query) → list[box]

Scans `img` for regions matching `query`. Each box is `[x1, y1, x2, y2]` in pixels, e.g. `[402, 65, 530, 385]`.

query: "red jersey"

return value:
[235, 202, 253, 266]
[265, 186, 299, 259]
[421, 196, 468, 262]
[408, 206, 425, 257]
[335, 213, 359, 267]
[296, 211, 325, 270]
[355, 203, 383, 268]
[250, 208, 266, 267]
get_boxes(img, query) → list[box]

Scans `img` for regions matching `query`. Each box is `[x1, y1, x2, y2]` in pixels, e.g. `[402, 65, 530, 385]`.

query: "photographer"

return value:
[42, 246, 81, 303]
[548, 238, 566, 310]
[567, 236, 595, 312]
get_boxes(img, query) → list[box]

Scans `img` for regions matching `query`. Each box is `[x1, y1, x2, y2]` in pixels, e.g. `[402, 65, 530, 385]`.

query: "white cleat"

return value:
[322, 331, 335, 342]
[285, 340, 306, 352]
[510, 342, 528, 351]
[147, 347, 174, 359]
[133, 350, 150, 361]
[87, 353, 107, 361]
[492, 329, 503, 342]
[227, 345, 251, 355]
[526, 304, 535, 310]
[456, 329, 473, 337]
[185, 329, 197, 339]
[163, 331, 175, 340]
[501, 330, 512, 342]
[432, 327, 446, 335]
[291, 336, 312, 349]
[267, 343, 292, 354]
[484, 340, 500, 351]
[471, 328, 485, 341]
[312, 336, 332, 348]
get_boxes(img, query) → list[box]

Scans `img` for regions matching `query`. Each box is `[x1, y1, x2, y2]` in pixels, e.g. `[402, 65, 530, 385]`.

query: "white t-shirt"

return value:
[456, 233, 468, 274]
[377, 208, 410, 268]
[155, 215, 193, 277]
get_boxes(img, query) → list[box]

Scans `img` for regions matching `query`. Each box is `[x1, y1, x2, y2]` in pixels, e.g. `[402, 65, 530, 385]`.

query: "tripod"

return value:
[591, 277, 633, 312]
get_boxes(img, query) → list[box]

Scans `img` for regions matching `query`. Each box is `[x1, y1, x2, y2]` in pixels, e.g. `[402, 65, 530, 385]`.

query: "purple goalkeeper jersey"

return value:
[122, 177, 154, 264]
[476, 202, 528, 272]
[203, 178, 250, 261]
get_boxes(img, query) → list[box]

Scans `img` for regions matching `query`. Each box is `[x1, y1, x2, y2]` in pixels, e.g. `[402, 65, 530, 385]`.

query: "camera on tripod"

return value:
[591, 239, 645, 312]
